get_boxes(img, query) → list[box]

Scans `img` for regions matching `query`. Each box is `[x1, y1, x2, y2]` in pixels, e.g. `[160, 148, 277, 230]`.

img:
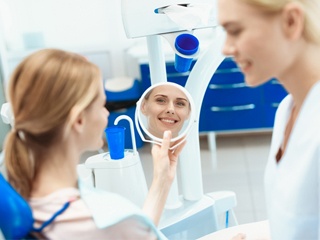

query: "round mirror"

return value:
[135, 82, 196, 148]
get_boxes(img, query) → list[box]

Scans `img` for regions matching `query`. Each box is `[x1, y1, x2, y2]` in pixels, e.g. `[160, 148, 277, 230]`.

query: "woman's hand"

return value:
[151, 131, 186, 183]
[143, 130, 186, 225]
[231, 233, 246, 240]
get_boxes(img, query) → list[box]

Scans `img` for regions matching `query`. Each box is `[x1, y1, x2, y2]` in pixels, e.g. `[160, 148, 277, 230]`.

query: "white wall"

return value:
[1, 0, 148, 147]
[1, 0, 143, 78]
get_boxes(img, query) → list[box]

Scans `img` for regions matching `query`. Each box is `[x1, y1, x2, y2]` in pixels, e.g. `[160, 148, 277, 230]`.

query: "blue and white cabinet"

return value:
[139, 57, 288, 133]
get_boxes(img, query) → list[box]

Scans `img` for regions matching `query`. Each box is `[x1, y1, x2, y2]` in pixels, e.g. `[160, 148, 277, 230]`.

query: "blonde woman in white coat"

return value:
[216, 0, 320, 239]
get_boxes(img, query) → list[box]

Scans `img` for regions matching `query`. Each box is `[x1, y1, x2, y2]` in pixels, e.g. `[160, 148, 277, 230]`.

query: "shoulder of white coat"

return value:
[274, 94, 292, 123]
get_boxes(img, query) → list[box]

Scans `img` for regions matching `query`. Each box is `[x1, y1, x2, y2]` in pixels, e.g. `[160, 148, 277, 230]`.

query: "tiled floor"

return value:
[197, 132, 271, 224]
[81, 131, 272, 225]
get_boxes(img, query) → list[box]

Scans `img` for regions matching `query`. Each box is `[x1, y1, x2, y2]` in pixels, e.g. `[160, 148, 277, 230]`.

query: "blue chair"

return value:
[0, 173, 75, 239]
[0, 174, 34, 239]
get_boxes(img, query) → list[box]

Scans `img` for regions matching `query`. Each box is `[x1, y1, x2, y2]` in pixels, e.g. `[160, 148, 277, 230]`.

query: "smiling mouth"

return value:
[237, 61, 251, 72]
[159, 118, 178, 124]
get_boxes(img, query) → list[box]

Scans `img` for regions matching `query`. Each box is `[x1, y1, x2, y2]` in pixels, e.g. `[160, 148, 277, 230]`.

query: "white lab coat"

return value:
[264, 81, 320, 240]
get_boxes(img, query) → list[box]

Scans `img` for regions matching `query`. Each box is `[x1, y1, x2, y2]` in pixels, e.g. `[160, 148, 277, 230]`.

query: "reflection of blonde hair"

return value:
[4, 49, 101, 198]
[241, 0, 320, 44]
[143, 88, 153, 100]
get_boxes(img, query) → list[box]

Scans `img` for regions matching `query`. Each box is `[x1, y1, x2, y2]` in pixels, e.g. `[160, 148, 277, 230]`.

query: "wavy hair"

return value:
[241, 0, 320, 44]
[4, 49, 101, 198]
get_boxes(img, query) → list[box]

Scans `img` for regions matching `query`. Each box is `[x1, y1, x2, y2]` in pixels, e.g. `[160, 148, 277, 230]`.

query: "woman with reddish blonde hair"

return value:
[3, 48, 185, 239]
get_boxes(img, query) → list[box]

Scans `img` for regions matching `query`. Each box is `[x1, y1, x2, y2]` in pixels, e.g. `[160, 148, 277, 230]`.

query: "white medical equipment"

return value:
[1, 102, 13, 126]
[84, 115, 148, 208]
[118, 0, 238, 238]
[79, 0, 238, 239]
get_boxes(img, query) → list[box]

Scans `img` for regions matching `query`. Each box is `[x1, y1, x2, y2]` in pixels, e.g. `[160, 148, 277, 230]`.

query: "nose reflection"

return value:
[166, 102, 175, 114]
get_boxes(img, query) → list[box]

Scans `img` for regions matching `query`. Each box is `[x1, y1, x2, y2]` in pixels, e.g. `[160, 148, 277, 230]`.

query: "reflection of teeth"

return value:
[161, 119, 175, 124]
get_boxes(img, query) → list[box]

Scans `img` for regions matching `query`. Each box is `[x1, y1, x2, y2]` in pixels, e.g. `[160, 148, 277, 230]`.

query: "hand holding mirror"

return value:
[135, 82, 196, 149]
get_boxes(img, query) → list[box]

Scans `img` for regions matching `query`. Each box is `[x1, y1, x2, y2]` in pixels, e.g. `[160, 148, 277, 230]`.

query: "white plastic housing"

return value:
[85, 150, 148, 208]
[121, 0, 217, 38]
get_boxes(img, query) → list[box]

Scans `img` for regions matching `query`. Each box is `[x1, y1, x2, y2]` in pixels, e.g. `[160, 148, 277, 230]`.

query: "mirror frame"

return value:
[135, 82, 196, 147]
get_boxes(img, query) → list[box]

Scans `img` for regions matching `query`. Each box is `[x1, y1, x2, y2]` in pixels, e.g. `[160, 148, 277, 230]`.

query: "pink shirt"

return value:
[29, 188, 158, 239]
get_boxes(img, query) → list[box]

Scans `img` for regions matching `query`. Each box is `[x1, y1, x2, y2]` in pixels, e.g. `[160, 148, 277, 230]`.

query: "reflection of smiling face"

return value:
[141, 85, 191, 138]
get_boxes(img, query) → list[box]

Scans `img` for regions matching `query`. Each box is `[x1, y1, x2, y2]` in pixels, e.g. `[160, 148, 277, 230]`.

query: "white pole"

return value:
[146, 35, 167, 84]
[146, 35, 181, 208]
[181, 29, 225, 200]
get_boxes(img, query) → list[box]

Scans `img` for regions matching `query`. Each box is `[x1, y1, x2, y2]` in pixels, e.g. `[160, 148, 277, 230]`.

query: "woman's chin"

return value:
[245, 75, 271, 87]
[91, 139, 104, 151]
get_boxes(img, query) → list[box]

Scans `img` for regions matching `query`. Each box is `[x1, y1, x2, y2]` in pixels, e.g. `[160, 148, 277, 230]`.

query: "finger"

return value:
[161, 130, 172, 152]
[234, 233, 246, 240]
[171, 140, 186, 157]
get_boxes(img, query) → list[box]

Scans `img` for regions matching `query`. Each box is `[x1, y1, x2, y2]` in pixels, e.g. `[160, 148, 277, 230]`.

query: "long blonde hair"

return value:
[242, 0, 320, 44]
[4, 49, 102, 198]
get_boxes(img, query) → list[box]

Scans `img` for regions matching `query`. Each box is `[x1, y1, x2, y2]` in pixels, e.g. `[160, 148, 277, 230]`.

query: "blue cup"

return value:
[174, 34, 199, 73]
[105, 126, 126, 160]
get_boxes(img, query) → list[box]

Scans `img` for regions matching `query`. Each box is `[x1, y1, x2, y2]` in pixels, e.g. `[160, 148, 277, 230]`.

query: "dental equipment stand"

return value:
[146, 31, 238, 240]
[121, 1, 238, 238]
